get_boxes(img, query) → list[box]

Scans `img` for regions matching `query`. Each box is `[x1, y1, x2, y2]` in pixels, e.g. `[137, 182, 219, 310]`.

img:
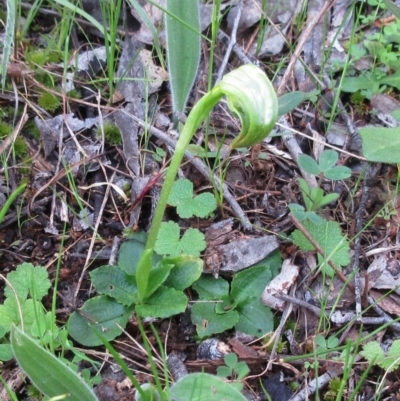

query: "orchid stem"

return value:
[144, 87, 223, 252]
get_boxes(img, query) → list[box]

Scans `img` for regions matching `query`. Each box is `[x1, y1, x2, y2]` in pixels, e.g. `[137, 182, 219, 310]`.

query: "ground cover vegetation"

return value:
[2, 0, 400, 400]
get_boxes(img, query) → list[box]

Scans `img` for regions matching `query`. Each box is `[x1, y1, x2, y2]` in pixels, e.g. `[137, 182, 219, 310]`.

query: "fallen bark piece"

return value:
[204, 235, 279, 276]
[261, 259, 299, 311]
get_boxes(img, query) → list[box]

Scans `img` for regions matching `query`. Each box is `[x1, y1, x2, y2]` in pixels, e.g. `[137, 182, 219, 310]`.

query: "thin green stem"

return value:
[144, 86, 223, 252]
[0, 180, 27, 225]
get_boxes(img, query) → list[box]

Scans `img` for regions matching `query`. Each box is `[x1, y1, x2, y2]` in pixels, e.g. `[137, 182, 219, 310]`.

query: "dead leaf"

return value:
[369, 289, 400, 316]
[139, 49, 168, 94]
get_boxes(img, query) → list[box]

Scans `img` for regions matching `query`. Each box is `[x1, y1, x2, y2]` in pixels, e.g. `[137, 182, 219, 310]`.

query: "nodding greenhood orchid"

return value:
[218, 64, 278, 149]
[136, 64, 278, 302]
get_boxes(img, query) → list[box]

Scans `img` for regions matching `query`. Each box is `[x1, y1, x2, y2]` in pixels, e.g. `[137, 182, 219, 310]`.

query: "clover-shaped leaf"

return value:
[155, 221, 206, 257]
[298, 150, 351, 181]
[168, 179, 217, 218]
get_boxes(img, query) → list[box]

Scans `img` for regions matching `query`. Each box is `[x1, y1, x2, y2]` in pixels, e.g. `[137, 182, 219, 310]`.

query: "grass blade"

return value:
[53, 0, 110, 43]
[1, 0, 16, 91]
[127, 0, 166, 69]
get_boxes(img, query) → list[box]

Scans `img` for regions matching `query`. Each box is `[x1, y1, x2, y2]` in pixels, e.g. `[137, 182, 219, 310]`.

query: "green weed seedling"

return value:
[360, 339, 400, 371]
[0, 263, 77, 357]
[291, 216, 350, 277]
[217, 353, 250, 391]
[289, 150, 351, 276]
[314, 334, 339, 358]
[296, 149, 351, 214]
[289, 150, 350, 223]
[0, 263, 52, 356]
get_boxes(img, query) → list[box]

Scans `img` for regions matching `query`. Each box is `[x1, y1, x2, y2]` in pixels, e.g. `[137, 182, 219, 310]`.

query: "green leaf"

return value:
[0, 297, 45, 334]
[0, 344, 13, 361]
[382, 0, 400, 19]
[192, 275, 230, 300]
[118, 232, 146, 274]
[135, 383, 162, 401]
[165, 0, 201, 114]
[170, 372, 248, 401]
[318, 150, 338, 172]
[91, 265, 138, 305]
[379, 70, 400, 91]
[308, 212, 324, 224]
[291, 219, 350, 276]
[318, 192, 339, 207]
[168, 179, 217, 218]
[11, 326, 98, 401]
[224, 353, 238, 368]
[299, 178, 320, 211]
[163, 255, 203, 290]
[315, 334, 326, 349]
[277, 91, 305, 117]
[215, 295, 238, 314]
[186, 144, 217, 157]
[155, 221, 206, 257]
[235, 362, 250, 380]
[68, 296, 133, 346]
[323, 166, 351, 180]
[360, 340, 400, 371]
[135, 248, 153, 303]
[298, 154, 321, 175]
[360, 126, 400, 163]
[235, 298, 273, 337]
[0, 325, 7, 339]
[136, 286, 187, 318]
[118, 232, 162, 275]
[341, 75, 380, 93]
[191, 302, 239, 338]
[231, 266, 271, 304]
[251, 249, 282, 278]
[30, 311, 56, 340]
[4, 263, 51, 301]
[327, 336, 339, 349]
[217, 365, 233, 378]
[146, 259, 174, 298]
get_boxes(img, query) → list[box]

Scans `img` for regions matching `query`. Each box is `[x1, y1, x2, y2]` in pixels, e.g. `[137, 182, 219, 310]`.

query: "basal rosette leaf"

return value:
[11, 326, 98, 401]
[219, 64, 278, 149]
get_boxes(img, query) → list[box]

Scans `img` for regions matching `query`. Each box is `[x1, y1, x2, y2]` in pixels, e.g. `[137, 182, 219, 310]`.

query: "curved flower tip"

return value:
[219, 64, 278, 149]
